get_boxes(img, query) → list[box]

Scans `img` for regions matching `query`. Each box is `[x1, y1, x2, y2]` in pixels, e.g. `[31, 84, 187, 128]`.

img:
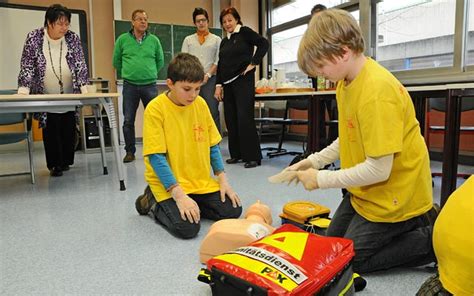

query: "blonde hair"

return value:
[298, 9, 365, 77]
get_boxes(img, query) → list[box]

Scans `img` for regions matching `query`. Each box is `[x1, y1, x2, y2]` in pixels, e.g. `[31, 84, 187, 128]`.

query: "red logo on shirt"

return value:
[347, 118, 356, 142]
[347, 118, 355, 129]
[193, 124, 205, 142]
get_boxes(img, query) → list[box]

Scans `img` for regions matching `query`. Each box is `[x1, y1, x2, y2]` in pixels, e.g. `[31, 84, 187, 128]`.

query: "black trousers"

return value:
[223, 72, 262, 162]
[153, 191, 243, 239]
[42, 112, 76, 170]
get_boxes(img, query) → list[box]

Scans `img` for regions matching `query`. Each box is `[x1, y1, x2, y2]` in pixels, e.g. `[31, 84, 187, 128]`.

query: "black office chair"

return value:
[258, 98, 309, 158]
[255, 103, 282, 140]
[427, 97, 474, 179]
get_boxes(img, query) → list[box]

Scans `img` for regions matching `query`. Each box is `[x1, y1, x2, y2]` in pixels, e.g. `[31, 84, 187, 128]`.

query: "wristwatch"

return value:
[205, 73, 212, 78]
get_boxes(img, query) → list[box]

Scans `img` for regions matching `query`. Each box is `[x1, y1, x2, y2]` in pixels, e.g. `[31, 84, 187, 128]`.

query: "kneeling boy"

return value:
[136, 53, 242, 239]
[290, 9, 437, 273]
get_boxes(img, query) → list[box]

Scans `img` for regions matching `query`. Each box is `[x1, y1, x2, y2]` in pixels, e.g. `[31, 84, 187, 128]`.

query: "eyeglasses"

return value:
[134, 17, 148, 22]
[195, 18, 208, 24]
[54, 21, 70, 28]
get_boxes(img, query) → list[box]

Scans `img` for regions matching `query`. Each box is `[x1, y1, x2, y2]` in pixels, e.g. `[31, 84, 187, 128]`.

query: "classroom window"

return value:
[376, 0, 456, 72]
[467, 0, 474, 65]
[270, 10, 359, 82]
[270, 0, 351, 26]
[271, 25, 307, 81]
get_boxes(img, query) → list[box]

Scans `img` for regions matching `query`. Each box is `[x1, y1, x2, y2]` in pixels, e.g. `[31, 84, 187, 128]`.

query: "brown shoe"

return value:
[417, 274, 451, 296]
[135, 186, 156, 215]
[123, 153, 135, 163]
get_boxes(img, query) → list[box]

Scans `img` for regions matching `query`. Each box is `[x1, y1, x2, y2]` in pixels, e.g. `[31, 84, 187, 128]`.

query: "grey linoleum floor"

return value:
[1, 138, 472, 295]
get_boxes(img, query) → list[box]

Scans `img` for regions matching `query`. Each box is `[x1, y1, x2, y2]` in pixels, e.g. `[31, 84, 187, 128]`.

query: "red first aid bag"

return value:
[203, 224, 355, 295]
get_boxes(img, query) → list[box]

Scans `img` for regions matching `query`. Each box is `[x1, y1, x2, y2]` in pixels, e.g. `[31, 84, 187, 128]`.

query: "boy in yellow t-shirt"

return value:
[418, 176, 474, 296]
[135, 53, 242, 239]
[282, 9, 438, 273]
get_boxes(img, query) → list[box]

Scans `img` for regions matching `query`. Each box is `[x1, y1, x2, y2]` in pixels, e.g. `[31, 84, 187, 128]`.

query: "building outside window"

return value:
[376, 0, 457, 71]
[267, 0, 472, 81]
[467, 0, 474, 66]
[270, 1, 357, 82]
[270, 0, 350, 26]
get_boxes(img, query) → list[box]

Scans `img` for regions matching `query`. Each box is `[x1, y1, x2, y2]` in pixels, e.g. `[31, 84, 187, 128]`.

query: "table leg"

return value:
[413, 95, 426, 136]
[101, 97, 126, 191]
[440, 90, 461, 206]
[308, 95, 317, 152]
[93, 105, 108, 175]
[308, 95, 323, 152]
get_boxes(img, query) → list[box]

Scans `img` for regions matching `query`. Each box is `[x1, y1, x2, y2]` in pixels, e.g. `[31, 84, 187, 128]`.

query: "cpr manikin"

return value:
[199, 201, 275, 263]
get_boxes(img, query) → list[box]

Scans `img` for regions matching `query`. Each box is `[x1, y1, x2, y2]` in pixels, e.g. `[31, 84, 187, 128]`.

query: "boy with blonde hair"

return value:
[135, 53, 242, 239]
[285, 9, 437, 273]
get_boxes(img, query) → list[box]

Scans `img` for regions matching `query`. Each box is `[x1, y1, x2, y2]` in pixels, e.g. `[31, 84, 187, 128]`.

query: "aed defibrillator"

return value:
[280, 201, 331, 235]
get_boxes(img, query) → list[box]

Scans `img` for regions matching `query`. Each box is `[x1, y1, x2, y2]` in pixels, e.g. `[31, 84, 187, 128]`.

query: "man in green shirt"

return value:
[113, 9, 164, 163]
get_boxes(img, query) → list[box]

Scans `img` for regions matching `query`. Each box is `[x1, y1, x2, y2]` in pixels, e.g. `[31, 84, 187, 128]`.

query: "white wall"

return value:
[0, 6, 81, 89]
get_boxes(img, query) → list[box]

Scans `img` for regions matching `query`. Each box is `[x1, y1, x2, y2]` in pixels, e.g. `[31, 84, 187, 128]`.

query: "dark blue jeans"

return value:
[122, 81, 158, 154]
[153, 191, 242, 239]
[326, 193, 434, 273]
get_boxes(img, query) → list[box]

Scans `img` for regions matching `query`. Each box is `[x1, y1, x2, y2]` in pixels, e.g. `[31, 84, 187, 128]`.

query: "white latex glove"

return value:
[268, 170, 298, 185]
[171, 186, 200, 223]
[297, 168, 319, 191]
[217, 172, 241, 208]
[285, 158, 313, 172]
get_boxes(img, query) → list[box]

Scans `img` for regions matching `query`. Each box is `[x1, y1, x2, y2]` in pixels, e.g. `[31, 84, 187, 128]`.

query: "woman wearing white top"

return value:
[181, 7, 222, 132]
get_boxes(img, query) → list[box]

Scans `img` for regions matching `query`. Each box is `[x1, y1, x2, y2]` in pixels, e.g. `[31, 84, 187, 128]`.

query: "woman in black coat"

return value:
[214, 7, 268, 169]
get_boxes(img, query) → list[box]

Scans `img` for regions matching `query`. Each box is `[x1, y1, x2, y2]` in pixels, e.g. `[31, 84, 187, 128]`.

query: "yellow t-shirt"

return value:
[336, 58, 432, 222]
[143, 92, 221, 202]
[434, 176, 474, 296]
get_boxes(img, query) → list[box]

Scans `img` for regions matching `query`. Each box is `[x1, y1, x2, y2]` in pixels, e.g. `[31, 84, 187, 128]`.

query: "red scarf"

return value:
[197, 30, 209, 45]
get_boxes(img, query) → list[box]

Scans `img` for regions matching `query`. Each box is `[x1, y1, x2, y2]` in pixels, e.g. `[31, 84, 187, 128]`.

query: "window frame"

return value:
[264, 0, 361, 78]
[262, 0, 473, 85]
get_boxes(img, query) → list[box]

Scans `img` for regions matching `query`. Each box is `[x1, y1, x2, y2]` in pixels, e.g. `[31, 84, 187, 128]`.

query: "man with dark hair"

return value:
[311, 4, 327, 15]
[182, 8, 222, 132]
[113, 9, 164, 163]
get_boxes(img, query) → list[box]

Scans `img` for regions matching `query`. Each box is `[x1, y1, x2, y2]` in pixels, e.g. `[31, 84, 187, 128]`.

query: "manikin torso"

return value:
[199, 201, 275, 263]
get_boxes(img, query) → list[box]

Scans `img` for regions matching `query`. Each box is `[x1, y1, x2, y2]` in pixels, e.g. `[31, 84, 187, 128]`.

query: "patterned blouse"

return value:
[17, 27, 89, 127]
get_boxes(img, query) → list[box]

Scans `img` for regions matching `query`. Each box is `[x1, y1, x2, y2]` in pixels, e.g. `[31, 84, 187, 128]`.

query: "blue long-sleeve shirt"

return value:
[149, 144, 224, 190]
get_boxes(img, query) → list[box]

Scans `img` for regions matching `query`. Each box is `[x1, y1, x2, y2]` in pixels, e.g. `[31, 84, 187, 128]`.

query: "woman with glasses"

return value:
[17, 4, 89, 177]
[181, 7, 222, 132]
